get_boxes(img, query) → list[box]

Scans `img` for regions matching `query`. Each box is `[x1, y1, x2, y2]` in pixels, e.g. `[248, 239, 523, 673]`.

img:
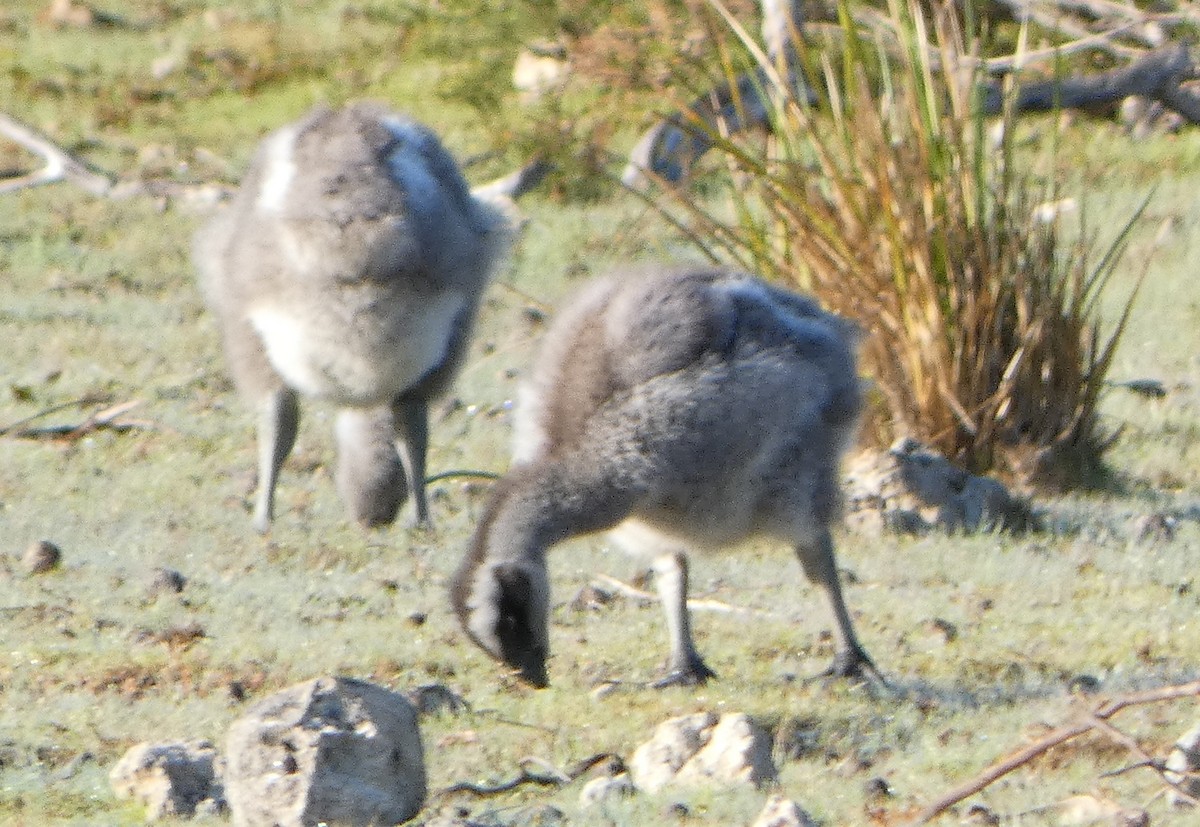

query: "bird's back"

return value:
[516, 267, 858, 455]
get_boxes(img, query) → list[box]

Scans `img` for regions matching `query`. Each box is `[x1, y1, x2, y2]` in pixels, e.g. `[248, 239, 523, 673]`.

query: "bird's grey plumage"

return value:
[194, 102, 508, 531]
[451, 265, 876, 688]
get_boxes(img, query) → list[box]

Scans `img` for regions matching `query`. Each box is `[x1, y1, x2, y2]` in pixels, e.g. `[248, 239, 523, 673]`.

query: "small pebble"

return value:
[663, 802, 690, 819]
[1068, 673, 1102, 695]
[1131, 512, 1178, 543]
[964, 804, 1000, 825]
[590, 680, 622, 701]
[578, 773, 634, 808]
[22, 540, 61, 574]
[406, 683, 467, 716]
[864, 776, 893, 800]
[147, 567, 186, 595]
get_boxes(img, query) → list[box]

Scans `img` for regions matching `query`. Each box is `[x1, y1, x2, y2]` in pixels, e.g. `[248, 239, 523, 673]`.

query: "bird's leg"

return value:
[795, 529, 882, 683]
[650, 550, 717, 688]
[334, 406, 406, 528]
[252, 387, 299, 533]
[393, 394, 431, 529]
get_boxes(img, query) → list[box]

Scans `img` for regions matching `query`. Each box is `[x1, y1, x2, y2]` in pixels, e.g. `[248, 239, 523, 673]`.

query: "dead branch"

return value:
[1, 110, 549, 204]
[983, 0, 1146, 57]
[592, 573, 779, 617]
[913, 679, 1200, 824]
[0, 113, 113, 195]
[423, 469, 501, 484]
[979, 23, 1155, 72]
[0, 394, 112, 436]
[0, 399, 155, 441]
[622, 61, 813, 187]
[1087, 713, 1200, 806]
[625, 1, 1200, 186]
[434, 753, 621, 799]
[436, 763, 564, 798]
[979, 42, 1200, 116]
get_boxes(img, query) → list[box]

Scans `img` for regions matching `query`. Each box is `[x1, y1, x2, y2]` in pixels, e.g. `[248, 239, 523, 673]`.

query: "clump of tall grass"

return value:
[651, 0, 1147, 489]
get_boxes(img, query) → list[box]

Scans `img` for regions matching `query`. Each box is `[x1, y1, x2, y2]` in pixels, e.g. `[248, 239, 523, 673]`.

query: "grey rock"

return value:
[224, 676, 425, 826]
[628, 712, 716, 792]
[578, 773, 635, 807]
[844, 438, 1036, 535]
[1120, 97, 1184, 140]
[109, 740, 225, 821]
[404, 683, 467, 717]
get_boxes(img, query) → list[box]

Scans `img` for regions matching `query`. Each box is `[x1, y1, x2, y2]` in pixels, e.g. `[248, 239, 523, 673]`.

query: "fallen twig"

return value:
[0, 113, 114, 195]
[435, 752, 621, 799]
[1, 399, 155, 441]
[0, 394, 112, 436]
[1087, 712, 1200, 806]
[424, 469, 501, 485]
[913, 679, 1200, 823]
[978, 22, 1148, 72]
[1, 111, 549, 204]
[627, 0, 1200, 185]
[592, 573, 780, 617]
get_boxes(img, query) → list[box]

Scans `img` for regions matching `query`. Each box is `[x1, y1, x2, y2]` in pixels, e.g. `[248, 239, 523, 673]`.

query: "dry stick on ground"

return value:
[983, 0, 1147, 58]
[0, 112, 113, 195]
[977, 23, 1154, 72]
[435, 753, 622, 799]
[423, 469, 501, 484]
[0, 400, 154, 441]
[913, 679, 1200, 824]
[0, 111, 549, 201]
[979, 42, 1200, 118]
[1087, 711, 1200, 805]
[626, 0, 1200, 185]
[0, 394, 112, 436]
[591, 573, 781, 618]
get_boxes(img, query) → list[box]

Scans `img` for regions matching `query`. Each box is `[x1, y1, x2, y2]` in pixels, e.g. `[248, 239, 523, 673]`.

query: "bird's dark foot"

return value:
[652, 658, 717, 689]
[812, 647, 887, 687]
[405, 513, 435, 532]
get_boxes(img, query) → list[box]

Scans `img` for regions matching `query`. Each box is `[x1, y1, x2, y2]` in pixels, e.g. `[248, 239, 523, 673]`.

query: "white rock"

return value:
[1166, 721, 1200, 806]
[673, 713, 776, 789]
[109, 739, 224, 821]
[224, 676, 425, 827]
[628, 712, 716, 793]
[629, 712, 776, 792]
[751, 794, 817, 827]
[512, 47, 570, 104]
